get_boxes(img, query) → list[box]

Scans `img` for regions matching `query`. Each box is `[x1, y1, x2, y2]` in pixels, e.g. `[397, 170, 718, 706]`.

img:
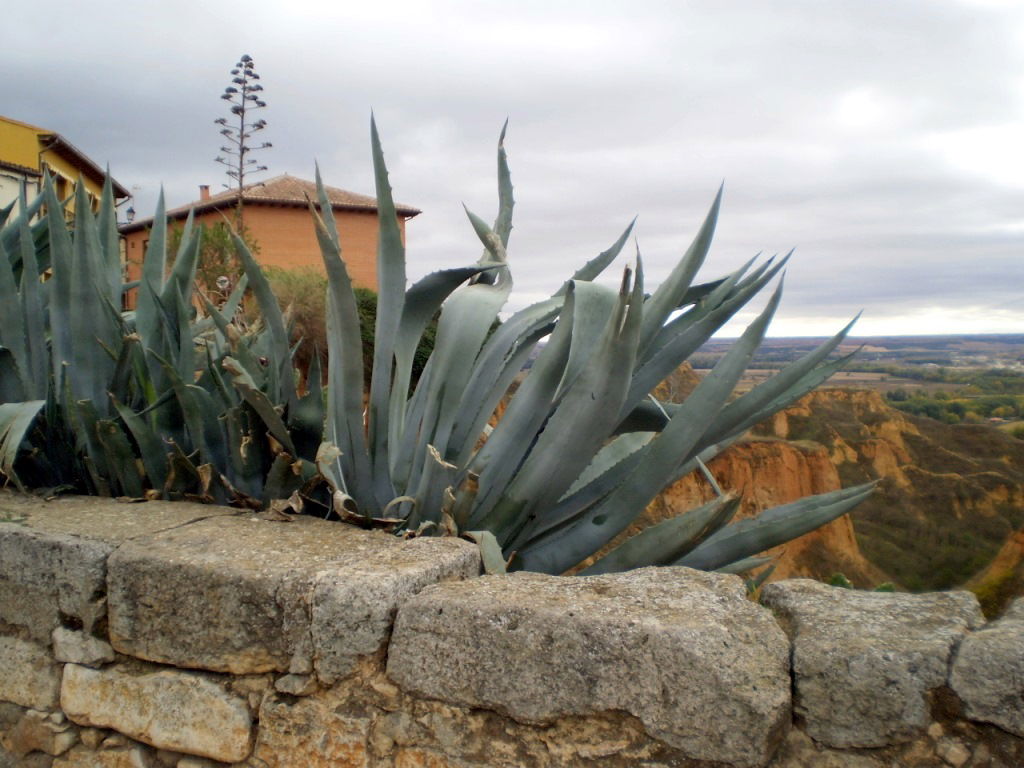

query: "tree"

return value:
[168, 220, 254, 297]
[214, 54, 272, 226]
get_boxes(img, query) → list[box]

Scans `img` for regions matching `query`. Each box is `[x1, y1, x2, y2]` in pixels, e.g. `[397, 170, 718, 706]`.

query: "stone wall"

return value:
[1, 493, 1022, 768]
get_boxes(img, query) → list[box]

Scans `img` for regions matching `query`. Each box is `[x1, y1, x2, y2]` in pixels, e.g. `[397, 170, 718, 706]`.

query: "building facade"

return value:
[0, 115, 128, 216]
[119, 174, 420, 292]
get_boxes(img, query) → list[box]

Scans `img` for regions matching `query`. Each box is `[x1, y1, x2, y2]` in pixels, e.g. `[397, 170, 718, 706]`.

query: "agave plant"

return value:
[0, 172, 320, 508]
[0, 120, 871, 578]
[288, 119, 872, 575]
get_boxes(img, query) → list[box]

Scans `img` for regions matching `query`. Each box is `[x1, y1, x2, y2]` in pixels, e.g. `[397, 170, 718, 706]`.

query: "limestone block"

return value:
[0, 493, 235, 640]
[273, 673, 317, 696]
[52, 628, 115, 667]
[54, 744, 155, 767]
[761, 579, 984, 748]
[176, 758, 223, 768]
[312, 536, 481, 682]
[950, 597, 1024, 737]
[108, 516, 479, 677]
[60, 663, 252, 763]
[0, 701, 24, 730]
[388, 567, 791, 768]
[767, 728, 888, 767]
[252, 690, 370, 768]
[7, 752, 57, 768]
[1, 709, 78, 757]
[0, 636, 61, 709]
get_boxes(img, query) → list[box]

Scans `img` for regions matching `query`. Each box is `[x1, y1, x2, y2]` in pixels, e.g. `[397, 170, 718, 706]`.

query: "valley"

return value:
[655, 334, 1024, 617]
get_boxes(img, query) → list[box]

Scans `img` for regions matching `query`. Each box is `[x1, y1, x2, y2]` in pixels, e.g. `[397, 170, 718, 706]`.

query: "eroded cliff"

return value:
[642, 383, 1024, 595]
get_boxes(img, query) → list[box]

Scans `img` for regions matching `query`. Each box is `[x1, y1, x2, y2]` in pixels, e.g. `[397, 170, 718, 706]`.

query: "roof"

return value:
[119, 174, 421, 233]
[0, 115, 130, 199]
[38, 134, 131, 200]
[0, 159, 41, 178]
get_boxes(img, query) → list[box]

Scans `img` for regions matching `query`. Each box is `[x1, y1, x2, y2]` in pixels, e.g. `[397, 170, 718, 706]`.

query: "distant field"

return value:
[695, 368, 966, 395]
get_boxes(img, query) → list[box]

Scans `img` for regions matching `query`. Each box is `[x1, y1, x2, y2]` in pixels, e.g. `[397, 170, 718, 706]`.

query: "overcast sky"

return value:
[5, 0, 1024, 336]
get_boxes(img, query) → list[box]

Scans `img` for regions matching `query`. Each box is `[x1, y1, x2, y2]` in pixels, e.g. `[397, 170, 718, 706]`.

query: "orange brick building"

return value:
[120, 174, 420, 291]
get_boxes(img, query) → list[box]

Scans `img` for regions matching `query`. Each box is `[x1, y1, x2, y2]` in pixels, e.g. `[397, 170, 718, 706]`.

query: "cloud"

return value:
[4, 0, 1024, 335]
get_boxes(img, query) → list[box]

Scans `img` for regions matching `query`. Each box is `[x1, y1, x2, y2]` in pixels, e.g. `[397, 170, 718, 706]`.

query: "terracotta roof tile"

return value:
[120, 174, 419, 233]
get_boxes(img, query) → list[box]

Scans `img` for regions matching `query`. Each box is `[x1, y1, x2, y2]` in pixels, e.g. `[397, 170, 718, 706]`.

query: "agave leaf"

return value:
[399, 273, 510, 494]
[491, 120, 515, 251]
[163, 441, 203, 498]
[448, 217, 638, 460]
[288, 351, 324, 461]
[223, 406, 262, 497]
[0, 198, 15, 232]
[0, 241, 28, 394]
[389, 264, 496, 459]
[223, 356, 296, 457]
[448, 218, 635, 461]
[97, 174, 122, 303]
[640, 254, 760, 365]
[315, 441, 346, 495]
[17, 208, 46, 398]
[111, 396, 169, 491]
[42, 174, 73, 395]
[676, 483, 875, 571]
[182, 382, 229, 473]
[744, 562, 777, 593]
[464, 529, 506, 575]
[407, 445, 457, 529]
[623, 255, 787, 420]
[70, 399, 113, 494]
[618, 313, 852, 439]
[107, 332, 142, 406]
[485, 265, 644, 547]
[0, 189, 45, 272]
[464, 207, 508, 267]
[458, 282, 577, 512]
[263, 453, 300, 507]
[717, 555, 773, 575]
[163, 209, 199, 304]
[580, 496, 739, 575]
[398, 209, 511, 491]
[198, 343, 238, 410]
[689, 351, 858, 465]
[232, 229, 295, 410]
[555, 282, 622, 400]
[460, 216, 637, 440]
[161, 280, 195, 384]
[637, 186, 722, 357]
[562, 431, 656, 501]
[198, 292, 263, 387]
[709, 317, 859, 441]
[567, 218, 636, 286]
[313, 163, 341, 244]
[192, 273, 249, 337]
[310, 192, 376, 512]
[514, 281, 782, 574]
[676, 278, 728, 308]
[96, 419, 144, 498]
[466, 284, 597, 523]
[366, 116, 408, 504]
[613, 398, 682, 434]
[135, 189, 167, 354]
[69, 184, 119, 416]
[0, 349, 25, 402]
[0, 400, 45, 489]
[447, 296, 562, 466]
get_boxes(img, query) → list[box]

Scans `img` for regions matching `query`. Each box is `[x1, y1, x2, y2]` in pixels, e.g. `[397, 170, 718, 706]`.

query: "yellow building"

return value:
[0, 114, 129, 216]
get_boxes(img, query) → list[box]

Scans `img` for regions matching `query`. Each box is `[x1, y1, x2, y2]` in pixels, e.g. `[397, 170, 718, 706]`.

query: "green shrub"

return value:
[263, 267, 436, 391]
